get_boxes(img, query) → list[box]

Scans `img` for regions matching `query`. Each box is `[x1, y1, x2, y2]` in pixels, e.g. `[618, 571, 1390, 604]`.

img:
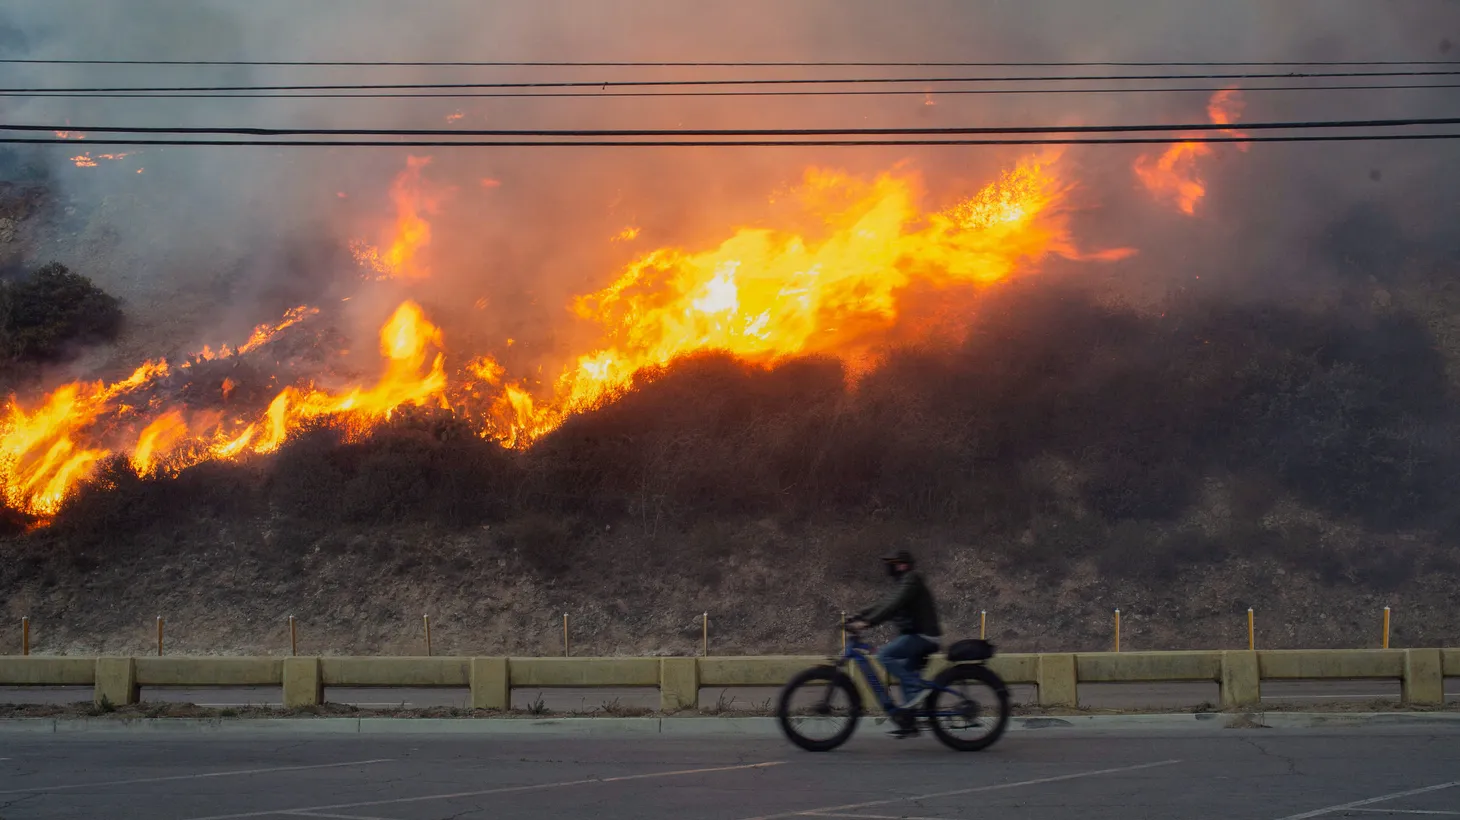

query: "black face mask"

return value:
[886, 563, 906, 579]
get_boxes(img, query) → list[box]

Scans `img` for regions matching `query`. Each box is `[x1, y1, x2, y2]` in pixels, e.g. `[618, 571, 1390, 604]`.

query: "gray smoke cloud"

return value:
[0, 0, 1456, 380]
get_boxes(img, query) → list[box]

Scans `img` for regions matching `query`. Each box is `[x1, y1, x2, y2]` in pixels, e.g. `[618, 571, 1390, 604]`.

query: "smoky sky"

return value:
[0, 0, 1457, 379]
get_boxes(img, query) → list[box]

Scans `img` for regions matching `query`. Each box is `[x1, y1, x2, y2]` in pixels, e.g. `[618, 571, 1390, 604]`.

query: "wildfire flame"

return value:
[551, 155, 1097, 413]
[0, 302, 444, 516]
[2, 152, 1138, 519]
[1133, 89, 1246, 215]
[350, 156, 446, 279]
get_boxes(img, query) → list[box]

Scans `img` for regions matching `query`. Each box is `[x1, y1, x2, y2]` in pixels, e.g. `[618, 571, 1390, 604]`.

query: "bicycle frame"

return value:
[834, 634, 970, 717]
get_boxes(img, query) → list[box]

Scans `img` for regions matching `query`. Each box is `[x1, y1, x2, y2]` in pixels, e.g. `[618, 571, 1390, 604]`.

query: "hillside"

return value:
[3, 250, 1459, 656]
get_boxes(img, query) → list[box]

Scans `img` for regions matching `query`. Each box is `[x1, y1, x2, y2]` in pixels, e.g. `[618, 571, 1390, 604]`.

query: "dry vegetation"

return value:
[2, 168, 1460, 657]
[3, 266, 1460, 656]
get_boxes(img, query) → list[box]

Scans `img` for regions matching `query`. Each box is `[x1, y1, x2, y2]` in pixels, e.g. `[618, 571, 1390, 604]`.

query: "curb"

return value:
[2, 712, 1459, 736]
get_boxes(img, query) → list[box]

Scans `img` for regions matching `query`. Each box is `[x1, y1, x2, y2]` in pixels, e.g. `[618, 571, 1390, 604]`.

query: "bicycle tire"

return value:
[927, 663, 1011, 752]
[776, 666, 863, 752]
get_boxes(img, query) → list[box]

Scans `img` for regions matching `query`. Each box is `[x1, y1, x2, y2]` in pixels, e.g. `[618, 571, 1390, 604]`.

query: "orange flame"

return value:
[4, 152, 1139, 516]
[1133, 89, 1246, 215]
[130, 411, 188, 475]
[548, 154, 1095, 415]
[350, 156, 446, 279]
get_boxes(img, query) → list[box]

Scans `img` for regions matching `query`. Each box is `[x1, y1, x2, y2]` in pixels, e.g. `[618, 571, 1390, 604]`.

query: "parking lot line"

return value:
[183, 760, 786, 820]
[1274, 781, 1460, 820]
[0, 759, 394, 796]
[736, 759, 1184, 820]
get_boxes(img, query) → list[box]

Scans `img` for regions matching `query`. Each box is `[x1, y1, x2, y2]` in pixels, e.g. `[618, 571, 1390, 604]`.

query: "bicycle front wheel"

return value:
[927, 663, 1011, 751]
[776, 666, 863, 752]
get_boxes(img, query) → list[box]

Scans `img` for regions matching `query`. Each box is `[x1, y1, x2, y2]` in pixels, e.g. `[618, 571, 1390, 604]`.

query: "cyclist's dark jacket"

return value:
[857, 570, 942, 638]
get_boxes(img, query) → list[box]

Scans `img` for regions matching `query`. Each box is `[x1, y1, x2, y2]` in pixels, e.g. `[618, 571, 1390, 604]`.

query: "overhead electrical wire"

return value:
[7, 115, 1459, 138]
[5, 82, 1459, 100]
[8, 69, 1460, 95]
[2, 58, 1457, 68]
[8, 134, 1460, 148]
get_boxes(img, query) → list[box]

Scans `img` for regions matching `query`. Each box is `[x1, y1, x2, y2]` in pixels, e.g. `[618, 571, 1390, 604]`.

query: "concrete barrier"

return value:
[0, 657, 95, 686]
[321, 657, 471, 687]
[0, 648, 1453, 711]
[509, 657, 659, 688]
[136, 658, 282, 687]
[1257, 649, 1404, 680]
[1076, 651, 1222, 683]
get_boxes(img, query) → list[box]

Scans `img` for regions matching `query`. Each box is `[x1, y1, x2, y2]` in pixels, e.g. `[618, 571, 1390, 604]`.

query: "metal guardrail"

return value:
[1, 649, 1456, 711]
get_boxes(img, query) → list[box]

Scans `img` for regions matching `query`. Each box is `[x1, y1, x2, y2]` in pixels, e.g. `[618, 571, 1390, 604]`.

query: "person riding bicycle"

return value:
[847, 549, 942, 738]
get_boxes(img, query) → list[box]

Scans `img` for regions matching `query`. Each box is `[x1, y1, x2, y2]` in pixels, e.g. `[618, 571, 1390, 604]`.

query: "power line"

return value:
[8, 115, 1459, 138]
[8, 133, 1459, 147]
[9, 69, 1460, 94]
[5, 82, 1459, 100]
[2, 58, 1457, 68]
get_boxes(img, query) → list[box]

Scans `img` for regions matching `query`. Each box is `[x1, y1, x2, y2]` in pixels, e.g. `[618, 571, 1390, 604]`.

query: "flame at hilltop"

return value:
[0, 152, 1132, 518]
[1134, 89, 1246, 215]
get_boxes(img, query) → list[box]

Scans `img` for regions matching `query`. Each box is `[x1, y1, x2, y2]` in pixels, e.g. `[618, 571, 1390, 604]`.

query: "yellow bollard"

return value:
[563, 613, 570, 657]
[1247, 608, 1255, 651]
[1114, 609, 1121, 653]
[980, 610, 987, 640]
[840, 611, 847, 651]
[156, 616, 164, 656]
[21, 616, 29, 656]
[702, 612, 709, 657]
[424, 614, 433, 657]
[1382, 606, 1391, 649]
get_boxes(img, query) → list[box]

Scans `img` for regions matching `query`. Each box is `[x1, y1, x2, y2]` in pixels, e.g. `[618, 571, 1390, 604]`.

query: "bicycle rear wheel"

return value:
[776, 666, 863, 752]
[926, 663, 1010, 751]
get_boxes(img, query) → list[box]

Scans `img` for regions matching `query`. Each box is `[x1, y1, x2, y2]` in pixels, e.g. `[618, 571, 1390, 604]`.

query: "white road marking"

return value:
[1261, 695, 1400, 700]
[736, 759, 1183, 820]
[189, 703, 418, 708]
[0, 759, 393, 796]
[1343, 805, 1460, 811]
[809, 814, 960, 820]
[183, 760, 786, 820]
[1274, 781, 1460, 820]
[275, 805, 394, 811]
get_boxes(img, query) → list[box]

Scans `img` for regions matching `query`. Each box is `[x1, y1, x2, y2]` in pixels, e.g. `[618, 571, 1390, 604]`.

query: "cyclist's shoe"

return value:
[889, 711, 920, 739]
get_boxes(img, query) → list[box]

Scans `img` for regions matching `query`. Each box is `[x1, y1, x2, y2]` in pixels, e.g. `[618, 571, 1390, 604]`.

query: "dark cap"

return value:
[881, 549, 914, 565]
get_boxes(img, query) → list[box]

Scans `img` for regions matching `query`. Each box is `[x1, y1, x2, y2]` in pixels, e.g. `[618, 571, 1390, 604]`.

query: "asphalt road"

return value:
[1, 723, 1459, 819]
[4, 679, 1456, 711]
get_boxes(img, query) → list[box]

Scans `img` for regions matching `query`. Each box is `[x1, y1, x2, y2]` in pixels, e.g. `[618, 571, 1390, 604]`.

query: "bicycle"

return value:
[775, 621, 1011, 752]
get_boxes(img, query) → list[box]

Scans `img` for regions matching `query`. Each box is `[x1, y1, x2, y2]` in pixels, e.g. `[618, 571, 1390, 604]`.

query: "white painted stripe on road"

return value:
[281, 805, 400, 811]
[190, 703, 419, 708]
[808, 814, 955, 820]
[737, 759, 1184, 820]
[183, 760, 787, 820]
[0, 759, 394, 796]
[1347, 810, 1460, 816]
[1262, 695, 1400, 700]
[1274, 781, 1460, 820]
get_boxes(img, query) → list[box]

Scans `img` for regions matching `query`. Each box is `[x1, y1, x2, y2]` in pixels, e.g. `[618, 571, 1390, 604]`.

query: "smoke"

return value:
[0, 0, 1457, 376]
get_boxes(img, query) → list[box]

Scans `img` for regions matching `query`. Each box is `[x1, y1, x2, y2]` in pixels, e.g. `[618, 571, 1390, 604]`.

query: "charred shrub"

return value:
[267, 412, 519, 528]
[0, 262, 123, 363]
[49, 456, 259, 560]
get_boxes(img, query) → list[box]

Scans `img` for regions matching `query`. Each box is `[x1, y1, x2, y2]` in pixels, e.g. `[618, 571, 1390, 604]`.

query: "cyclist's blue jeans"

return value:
[879, 633, 938, 706]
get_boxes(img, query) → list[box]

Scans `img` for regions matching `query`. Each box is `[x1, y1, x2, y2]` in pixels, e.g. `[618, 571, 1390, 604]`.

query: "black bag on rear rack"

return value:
[946, 639, 995, 662]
